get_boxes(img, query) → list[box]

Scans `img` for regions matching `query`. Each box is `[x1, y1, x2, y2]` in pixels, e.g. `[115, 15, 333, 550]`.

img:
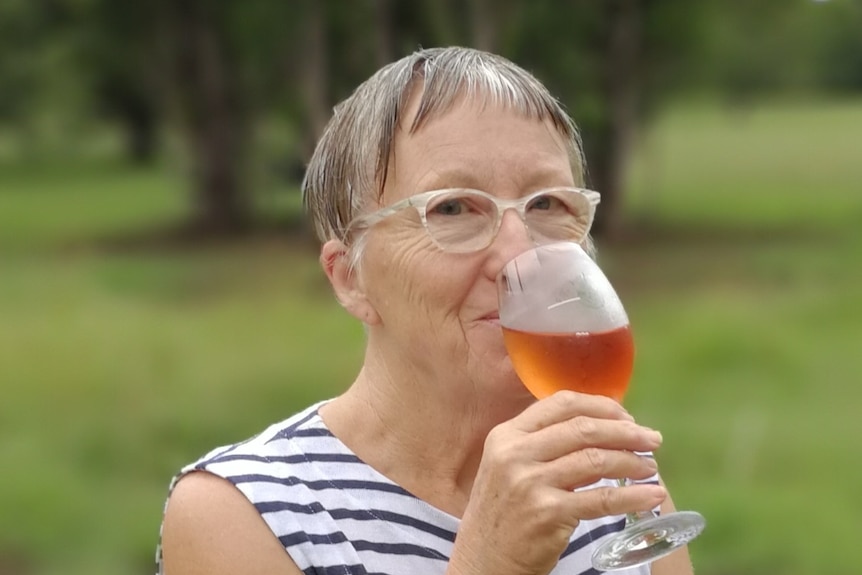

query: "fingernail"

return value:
[644, 457, 658, 471]
[647, 428, 663, 443]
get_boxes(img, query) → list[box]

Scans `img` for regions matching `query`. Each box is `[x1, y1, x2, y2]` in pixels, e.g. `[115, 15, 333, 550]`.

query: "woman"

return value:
[159, 47, 694, 575]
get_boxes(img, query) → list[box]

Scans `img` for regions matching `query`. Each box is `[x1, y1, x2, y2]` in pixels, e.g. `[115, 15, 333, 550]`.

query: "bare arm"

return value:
[161, 471, 304, 575]
[649, 482, 695, 575]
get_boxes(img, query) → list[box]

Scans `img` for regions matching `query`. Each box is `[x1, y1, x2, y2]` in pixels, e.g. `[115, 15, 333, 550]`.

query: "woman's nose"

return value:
[484, 209, 534, 277]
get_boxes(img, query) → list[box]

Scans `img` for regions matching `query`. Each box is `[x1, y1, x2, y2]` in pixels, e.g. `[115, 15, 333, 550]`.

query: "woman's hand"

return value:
[448, 390, 666, 575]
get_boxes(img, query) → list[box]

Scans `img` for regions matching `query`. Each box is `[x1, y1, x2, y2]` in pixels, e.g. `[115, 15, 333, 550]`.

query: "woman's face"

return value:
[358, 96, 575, 400]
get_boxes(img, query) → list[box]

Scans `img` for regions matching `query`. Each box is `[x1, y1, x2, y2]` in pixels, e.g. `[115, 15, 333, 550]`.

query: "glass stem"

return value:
[617, 478, 659, 525]
[626, 509, 658, 524]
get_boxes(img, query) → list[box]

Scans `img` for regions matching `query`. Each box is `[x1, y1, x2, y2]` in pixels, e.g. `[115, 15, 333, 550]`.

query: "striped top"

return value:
[157, 401, 653, 575]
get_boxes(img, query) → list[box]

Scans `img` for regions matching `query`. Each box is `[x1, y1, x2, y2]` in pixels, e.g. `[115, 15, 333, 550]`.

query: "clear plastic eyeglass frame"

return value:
[344, 187, 601, 253]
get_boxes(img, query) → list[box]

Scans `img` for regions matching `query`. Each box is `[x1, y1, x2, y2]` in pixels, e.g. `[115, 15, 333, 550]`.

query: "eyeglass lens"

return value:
[424, 190, 591, 252]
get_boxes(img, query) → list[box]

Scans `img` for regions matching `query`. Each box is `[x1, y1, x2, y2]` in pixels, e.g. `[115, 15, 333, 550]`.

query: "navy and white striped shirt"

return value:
[157, 401, 653, 575]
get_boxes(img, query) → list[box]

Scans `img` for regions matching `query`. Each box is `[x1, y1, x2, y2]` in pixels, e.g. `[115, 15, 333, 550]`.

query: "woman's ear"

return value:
[320, 239, 381, 326]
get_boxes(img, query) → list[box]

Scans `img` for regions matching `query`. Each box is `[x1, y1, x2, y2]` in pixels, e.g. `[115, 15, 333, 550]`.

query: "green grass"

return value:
[0, 160, 186, 251]
[1, 246, 366, 574]
[2, 99, 861, 575]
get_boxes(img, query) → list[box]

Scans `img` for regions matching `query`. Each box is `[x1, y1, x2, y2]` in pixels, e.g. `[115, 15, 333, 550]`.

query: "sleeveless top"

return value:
[156, 401, 653, 575]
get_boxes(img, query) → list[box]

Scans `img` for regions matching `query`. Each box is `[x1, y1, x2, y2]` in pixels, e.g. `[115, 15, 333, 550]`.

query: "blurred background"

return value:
[1, 1, 860, 574]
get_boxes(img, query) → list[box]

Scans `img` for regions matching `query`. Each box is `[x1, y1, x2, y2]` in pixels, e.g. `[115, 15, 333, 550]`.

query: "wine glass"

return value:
[496, 241, 705, 571]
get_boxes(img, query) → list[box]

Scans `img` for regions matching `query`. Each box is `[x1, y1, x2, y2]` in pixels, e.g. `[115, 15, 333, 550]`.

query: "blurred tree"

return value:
[0, 0, 162, 163]
[690, 0, 862, 102]
[2, 0, 858, 239]
[0, 0, 42, 129]
[0, 0, 715, 237]
[154, 0, 307, 233]
[697, 0, 808, 107]
[507, 0, 710, 238]
[293, 0, 329, 164]
[372, 0, 395, 67]
[82, 0, 162, 164]
[0, 0, 84, 156]
[158, 0, 254, 232]
[470, 0, 503, 52]
[810, 0, 862, 93]
[589, 0, 644, 238]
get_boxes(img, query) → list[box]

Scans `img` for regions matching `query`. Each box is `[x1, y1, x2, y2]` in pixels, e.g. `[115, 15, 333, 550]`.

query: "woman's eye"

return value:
[432, 199, 466, 215]
[529, 195, 555, 211]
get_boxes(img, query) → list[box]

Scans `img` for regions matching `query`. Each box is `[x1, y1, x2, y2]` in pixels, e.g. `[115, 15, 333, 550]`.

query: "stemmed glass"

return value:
[496, 241, 705, 571]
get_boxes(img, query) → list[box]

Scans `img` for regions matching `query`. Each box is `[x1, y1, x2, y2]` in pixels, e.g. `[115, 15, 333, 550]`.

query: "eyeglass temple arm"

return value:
[345, 197, 414, 232]
[583, 190, 601, 206]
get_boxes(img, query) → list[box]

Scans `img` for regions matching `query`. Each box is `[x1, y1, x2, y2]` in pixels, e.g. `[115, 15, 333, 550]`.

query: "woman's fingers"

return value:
[487, 390, 663, 490]
[548, 447, 659, 490]
[530, 416, 662, 462]
[515, 390, 632, 432]
[563, 483, 667, 522]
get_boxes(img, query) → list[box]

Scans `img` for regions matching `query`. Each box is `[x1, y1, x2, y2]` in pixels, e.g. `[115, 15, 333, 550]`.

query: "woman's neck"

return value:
[319, 350, 531, 518]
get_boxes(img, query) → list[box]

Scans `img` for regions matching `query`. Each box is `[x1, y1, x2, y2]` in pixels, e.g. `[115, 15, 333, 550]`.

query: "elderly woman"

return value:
[158, 47, 694, 575]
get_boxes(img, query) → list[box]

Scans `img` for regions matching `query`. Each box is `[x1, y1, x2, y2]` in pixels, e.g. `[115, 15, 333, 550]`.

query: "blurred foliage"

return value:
[696, 0, 862, 101]
[1, 0, 859, 234]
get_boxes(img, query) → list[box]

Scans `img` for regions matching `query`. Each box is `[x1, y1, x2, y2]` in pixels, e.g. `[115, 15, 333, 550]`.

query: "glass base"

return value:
[591, 511, 706, 571]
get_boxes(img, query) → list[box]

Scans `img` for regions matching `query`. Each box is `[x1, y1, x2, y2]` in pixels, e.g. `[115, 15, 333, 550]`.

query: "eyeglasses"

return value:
[345, 187, 600, 253]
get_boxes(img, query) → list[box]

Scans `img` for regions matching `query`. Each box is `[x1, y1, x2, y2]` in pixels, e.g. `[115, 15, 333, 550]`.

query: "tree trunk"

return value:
[470, 0, 499, 52]
[373, 0, 395, 68]
[127, 115, 156, 164]
[98, 79, 159, 164]
[590, 0, 642, 240]
[119, 95, 158, 164]
[420, 0, 462, 47]
[298, 0, 330, 164]
[164, 0, 250, 234]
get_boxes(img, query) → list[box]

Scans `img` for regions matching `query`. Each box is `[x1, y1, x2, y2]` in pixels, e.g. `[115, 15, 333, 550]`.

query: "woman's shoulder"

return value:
[157, 401, 333, 575]
[160, 471, 305, 575]
[182, 400, 333, 473]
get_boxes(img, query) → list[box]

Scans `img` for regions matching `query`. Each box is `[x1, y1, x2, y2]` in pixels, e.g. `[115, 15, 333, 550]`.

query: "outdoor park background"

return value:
[1, 1, 860, 574]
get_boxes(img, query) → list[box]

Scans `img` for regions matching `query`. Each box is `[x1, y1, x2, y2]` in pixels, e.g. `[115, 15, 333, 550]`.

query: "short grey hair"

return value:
[302, 47, 587, 261]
